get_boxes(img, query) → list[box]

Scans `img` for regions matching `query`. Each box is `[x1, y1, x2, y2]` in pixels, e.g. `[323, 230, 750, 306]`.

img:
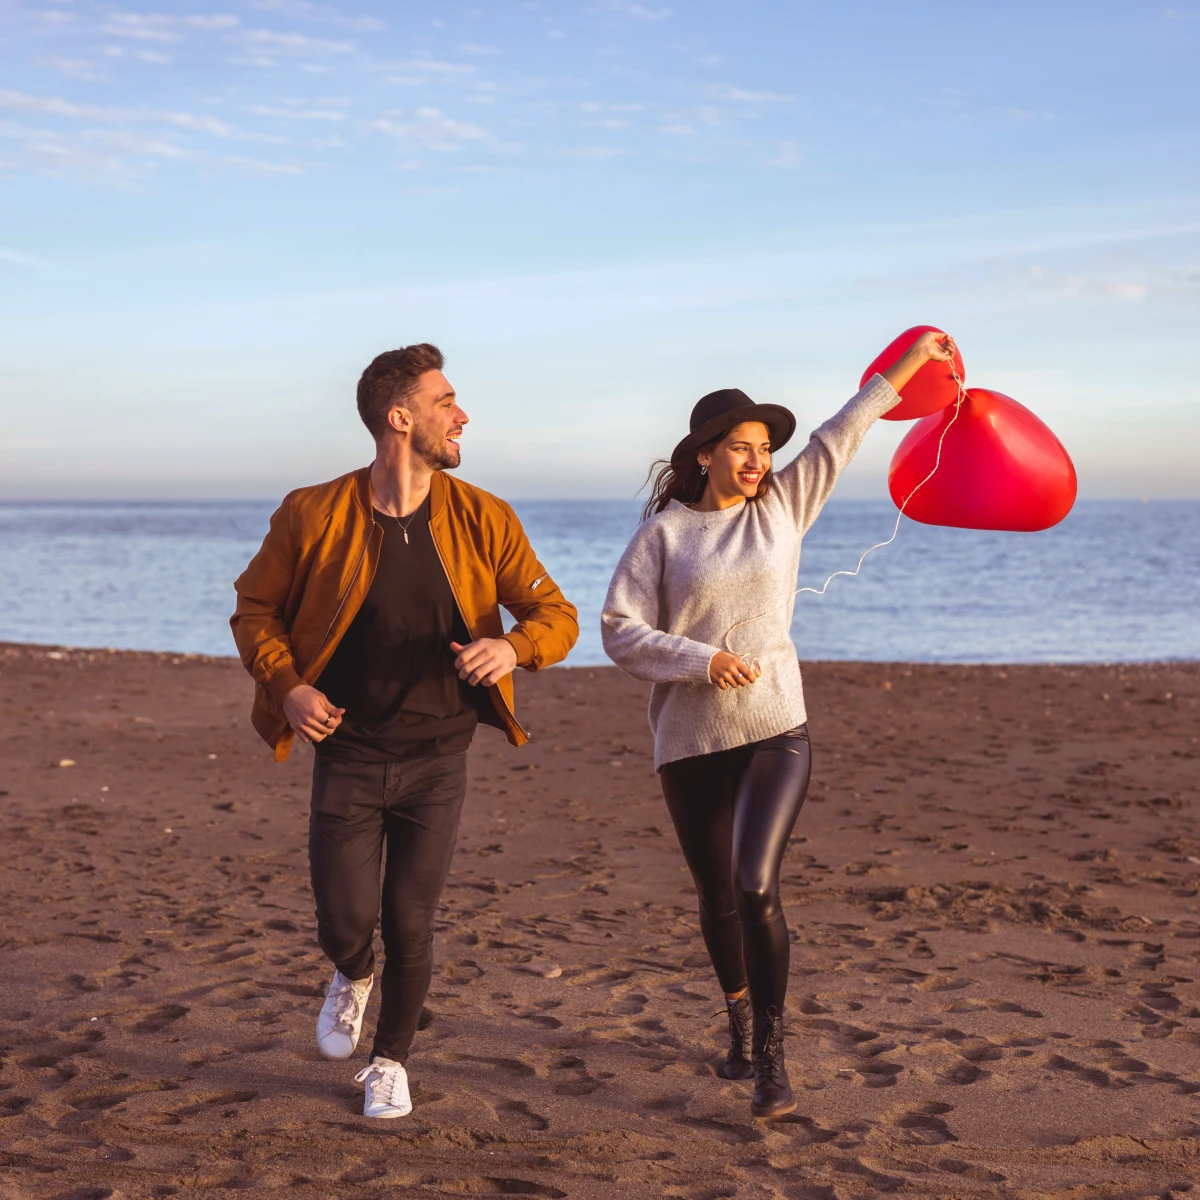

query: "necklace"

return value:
[371, 485, 425, 544]
[384, 510, 418, 545]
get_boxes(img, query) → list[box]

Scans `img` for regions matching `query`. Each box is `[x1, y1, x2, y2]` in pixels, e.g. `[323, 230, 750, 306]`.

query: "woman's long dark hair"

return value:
[641, 431, 774, 521]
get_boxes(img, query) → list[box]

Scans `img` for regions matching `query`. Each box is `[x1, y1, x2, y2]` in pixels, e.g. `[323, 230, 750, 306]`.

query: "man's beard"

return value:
[411, 415, 461, 471]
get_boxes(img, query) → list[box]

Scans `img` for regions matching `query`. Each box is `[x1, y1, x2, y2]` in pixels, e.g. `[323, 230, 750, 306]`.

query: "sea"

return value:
[0, 500, 1196, 666]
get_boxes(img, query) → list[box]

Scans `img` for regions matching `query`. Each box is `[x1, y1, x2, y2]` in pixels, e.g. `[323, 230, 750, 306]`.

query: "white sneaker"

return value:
[354, 1057, 412, 1119]
[316, 969, 373, 1060]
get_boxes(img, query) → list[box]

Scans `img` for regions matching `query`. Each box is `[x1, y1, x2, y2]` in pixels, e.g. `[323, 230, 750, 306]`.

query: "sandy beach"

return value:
[1, 642, 1198, 1199]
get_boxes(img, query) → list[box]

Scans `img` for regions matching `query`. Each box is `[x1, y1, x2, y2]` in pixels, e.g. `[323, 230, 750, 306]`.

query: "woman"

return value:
[601, 331, 957, 1119]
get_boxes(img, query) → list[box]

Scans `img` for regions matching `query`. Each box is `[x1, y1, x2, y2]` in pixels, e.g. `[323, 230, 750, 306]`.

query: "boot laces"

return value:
[756, 1016, 786, 1084]
[726, 998, 753, 1045]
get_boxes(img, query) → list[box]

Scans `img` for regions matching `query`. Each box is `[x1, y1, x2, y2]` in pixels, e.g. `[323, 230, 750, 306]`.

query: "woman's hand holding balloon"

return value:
[709, 651, 759, 690]
[881, 330, 958, 395]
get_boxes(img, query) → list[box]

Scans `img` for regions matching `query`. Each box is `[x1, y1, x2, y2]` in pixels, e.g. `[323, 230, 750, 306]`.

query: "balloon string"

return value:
[724, 361, 968, 663]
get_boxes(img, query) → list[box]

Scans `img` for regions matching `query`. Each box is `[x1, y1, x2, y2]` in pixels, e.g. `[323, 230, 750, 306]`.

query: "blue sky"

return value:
[1, 0, 1197, 500]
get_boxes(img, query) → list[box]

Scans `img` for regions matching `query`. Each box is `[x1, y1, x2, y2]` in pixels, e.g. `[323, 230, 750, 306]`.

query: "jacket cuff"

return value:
[503, 628, 537, 669]
[265, 663, 304, 705]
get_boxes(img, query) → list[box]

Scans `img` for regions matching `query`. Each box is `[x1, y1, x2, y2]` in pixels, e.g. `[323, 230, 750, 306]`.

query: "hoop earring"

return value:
[700, 464, 708, 476]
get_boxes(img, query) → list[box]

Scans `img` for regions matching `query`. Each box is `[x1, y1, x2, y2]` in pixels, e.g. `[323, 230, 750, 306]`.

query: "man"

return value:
[230, 343, 578, 1119]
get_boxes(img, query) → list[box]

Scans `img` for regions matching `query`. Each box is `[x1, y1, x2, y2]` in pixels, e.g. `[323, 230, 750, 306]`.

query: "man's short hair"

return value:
[356, 343, 445, 437]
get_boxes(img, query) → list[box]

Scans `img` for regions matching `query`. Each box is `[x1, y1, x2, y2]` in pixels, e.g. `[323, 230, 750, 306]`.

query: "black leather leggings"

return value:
[659, 725, 811, 1013]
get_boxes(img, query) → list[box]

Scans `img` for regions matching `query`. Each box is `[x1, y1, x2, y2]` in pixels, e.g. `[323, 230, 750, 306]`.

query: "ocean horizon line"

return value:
[4, 640, 1197, 669]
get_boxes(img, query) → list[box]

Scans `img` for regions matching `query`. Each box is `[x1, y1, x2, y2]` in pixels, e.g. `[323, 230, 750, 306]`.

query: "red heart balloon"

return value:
[861, 324, 966, 421]
[888, 388, 1077, 532]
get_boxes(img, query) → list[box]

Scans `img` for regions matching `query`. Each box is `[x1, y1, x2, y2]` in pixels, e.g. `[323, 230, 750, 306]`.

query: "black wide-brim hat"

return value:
[671, 388, 796, 465]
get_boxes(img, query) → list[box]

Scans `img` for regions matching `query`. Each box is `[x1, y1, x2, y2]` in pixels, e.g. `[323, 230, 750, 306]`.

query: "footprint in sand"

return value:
[550, 1054, 603, 1096]
[886, 1100, 957, 1145]
[424, 1181, 565, 1199]
[115, 1003, 189, 1033]
[939, 1158, 1007, 1183]
[65, 1078, 179, 1115]
[498, 1099, 550, 1131]
[678, 1114, 764, 1146]
[939, 1060, 991, 1085]
[166, 1089, 259, 1120]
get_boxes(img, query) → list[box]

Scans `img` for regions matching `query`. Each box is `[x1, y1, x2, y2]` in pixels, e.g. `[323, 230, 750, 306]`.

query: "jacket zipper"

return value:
[306, 525, 375, 681]
[430, 521, 529, 741]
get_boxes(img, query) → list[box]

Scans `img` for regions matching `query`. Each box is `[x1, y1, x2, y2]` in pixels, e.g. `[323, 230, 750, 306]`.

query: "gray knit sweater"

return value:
[601, 374, 900, 769]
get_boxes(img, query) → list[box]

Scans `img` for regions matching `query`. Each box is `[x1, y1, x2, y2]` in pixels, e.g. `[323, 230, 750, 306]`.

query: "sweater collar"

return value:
[667, 497, 748, 520]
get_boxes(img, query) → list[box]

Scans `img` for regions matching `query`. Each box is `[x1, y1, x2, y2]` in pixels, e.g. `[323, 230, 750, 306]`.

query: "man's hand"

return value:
[282, 683, 345, 744]
[709, 651, 758, 690]
[451, 638, 518, 688]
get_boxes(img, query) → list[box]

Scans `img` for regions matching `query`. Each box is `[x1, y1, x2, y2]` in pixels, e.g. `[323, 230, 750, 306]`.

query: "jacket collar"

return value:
[353, 466, 373, 517]
[354, 463, 449, 519]
[428, 469, 447, 520]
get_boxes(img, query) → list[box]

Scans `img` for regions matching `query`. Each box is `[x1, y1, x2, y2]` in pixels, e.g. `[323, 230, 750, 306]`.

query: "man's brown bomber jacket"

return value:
[230, 466, 579, 762]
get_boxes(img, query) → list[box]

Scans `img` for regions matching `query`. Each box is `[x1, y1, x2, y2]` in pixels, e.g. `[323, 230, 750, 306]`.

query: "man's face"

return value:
[396, 369, 469, 470]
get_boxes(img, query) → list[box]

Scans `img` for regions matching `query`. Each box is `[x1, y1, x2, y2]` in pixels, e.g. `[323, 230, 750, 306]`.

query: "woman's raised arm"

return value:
[772, 331, 957, 534]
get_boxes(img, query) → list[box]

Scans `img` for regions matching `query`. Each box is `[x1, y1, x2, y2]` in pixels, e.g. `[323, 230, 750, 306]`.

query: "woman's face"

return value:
[698, 421, 772, 501]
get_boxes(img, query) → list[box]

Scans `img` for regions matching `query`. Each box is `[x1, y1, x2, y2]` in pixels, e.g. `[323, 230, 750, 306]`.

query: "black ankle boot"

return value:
[750, 1007, 796, 1118]
[719, 993, 754, 1080]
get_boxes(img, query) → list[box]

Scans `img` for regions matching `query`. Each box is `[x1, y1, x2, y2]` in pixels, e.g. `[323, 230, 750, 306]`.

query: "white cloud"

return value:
[695, 53, 721, 66]
[157, 111, 234, 136]
[1029, 266, 1150, 302]
[0, 125, 188, 178]
[657, 122, 694, 136]
[596, 1, 673, 18]
[90, 130, 187, 157]
[0, 90, 120, 121]
[385, 58, 477, 86]
[222, 154, 305, 174]
[1000, 107, 1056, 121]
[103, 12, 181, 43]
[554, 145, 628, 158]
[370, 107, 488, 151]
[249, 0, 385, 31]
[246, 104, 347, 121]
[0, 89, 282, 146]
[581, 101, 644, 113]
[185, 14, 242, 30]
[230, 29, 355, 54]
[41, 58, 110, 84]
[0, 247, 51, 270]
[711, 85, 797, 103]
[766, 139, 802, 168]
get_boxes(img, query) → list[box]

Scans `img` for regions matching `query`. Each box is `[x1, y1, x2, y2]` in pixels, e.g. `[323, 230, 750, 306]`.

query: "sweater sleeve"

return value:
[601, 520, 720, 685]
[772, 373, 900, 534]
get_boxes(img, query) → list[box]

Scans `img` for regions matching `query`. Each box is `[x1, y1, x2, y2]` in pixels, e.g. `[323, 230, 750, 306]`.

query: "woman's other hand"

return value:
[709, 651, 759, 690]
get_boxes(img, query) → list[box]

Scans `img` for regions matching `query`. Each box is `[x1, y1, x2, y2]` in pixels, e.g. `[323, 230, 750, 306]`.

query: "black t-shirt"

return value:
[315, 495, 481, 762]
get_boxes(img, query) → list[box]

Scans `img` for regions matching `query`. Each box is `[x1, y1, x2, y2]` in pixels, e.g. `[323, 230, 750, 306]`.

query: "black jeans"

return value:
[308, 752, 467, 1063]
[659, 725, 811, 1014]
